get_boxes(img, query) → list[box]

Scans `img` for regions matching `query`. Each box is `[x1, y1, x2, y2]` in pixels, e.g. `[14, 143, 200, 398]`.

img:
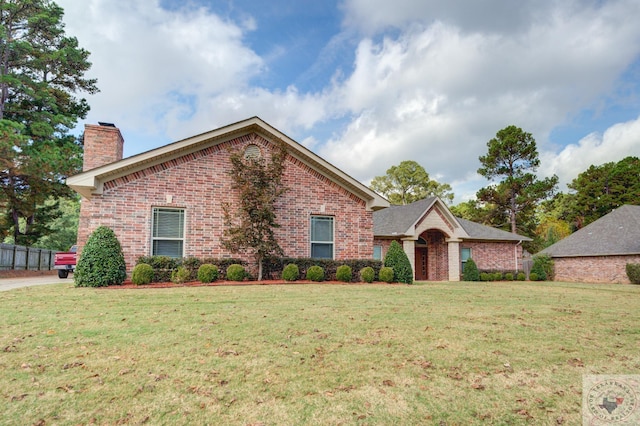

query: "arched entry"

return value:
[414, 230, 449, 281]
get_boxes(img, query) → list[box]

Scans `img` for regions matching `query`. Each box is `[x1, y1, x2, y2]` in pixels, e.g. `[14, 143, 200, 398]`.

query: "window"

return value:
[373, 245, 382, 260]
[152, 208, 185, 258]
[310, 216, 334, 259]
[461, 247, 471, 271]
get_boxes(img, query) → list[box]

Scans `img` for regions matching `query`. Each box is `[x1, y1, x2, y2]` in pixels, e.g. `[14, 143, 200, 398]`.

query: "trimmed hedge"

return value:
[336, 265, 352, 282]
[226, 264, 247, 281]
[379, 267, 394, 283]
[171, 266, 190, 284]
[306, 265, 325, 282]
[197, 264, 219, 283]
[359, 266, 375, 283]
[136, 256, 246, 283]
[75, 226, 126, 287]
[384, 241, 413, 284]
[282, 264, 299, 281]
[463, 259, 479, 281]
[262, 257, 382, 282]
[131, 263, 154, 285]
[626, 263, 640, 284]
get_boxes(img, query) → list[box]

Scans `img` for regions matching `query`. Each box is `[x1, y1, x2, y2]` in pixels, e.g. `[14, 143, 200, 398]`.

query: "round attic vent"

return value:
[243, 144, 262, 160]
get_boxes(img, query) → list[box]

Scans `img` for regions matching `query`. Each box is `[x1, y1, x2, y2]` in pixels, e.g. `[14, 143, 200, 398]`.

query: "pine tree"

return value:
[0, 0, 98, 244]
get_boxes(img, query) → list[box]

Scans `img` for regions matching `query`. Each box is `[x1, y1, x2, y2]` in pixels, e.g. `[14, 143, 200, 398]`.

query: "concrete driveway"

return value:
[0, 274, 65, 291]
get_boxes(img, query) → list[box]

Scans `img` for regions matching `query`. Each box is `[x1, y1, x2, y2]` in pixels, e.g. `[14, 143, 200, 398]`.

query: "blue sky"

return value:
[58, 0, 640, 202]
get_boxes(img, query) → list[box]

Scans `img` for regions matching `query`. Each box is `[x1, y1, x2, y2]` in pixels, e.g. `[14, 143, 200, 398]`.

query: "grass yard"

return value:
[1, 281, 639, 425]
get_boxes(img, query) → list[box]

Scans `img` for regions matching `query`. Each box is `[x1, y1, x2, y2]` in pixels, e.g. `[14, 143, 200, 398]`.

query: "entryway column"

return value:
[447, 239, 461, 281]
[402, 239, 416, 281]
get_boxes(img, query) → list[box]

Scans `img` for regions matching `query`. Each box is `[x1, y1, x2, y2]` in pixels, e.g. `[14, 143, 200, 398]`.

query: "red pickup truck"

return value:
[54, 245, 77, 279]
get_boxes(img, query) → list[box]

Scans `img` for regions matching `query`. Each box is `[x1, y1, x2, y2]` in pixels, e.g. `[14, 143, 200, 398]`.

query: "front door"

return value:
[415, 247, 428, 281]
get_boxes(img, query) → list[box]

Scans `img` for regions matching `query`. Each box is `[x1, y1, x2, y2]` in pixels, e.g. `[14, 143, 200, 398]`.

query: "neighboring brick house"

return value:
[67, 117, 389, 275]
[539, 205, 640, 284]
[373, 197, 531, 281]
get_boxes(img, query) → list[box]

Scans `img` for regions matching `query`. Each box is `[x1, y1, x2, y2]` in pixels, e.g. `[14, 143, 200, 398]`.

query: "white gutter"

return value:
[515, 240, 523, 271]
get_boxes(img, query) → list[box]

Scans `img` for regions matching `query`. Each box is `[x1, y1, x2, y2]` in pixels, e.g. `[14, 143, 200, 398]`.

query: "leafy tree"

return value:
[222, 142, 288, 281]
[384, 240, 413, 284]
[0, 0, 98, 245]
[477, 126, 557, 236]
[371, 160, 454, 205]
[566, 156, 640, 228]
[74, 226, 126, 287]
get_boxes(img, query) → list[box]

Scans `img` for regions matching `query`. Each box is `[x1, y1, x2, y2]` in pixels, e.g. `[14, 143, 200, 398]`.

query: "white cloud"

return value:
[540, 116, 640, 191]
[56, 0, 640, 203]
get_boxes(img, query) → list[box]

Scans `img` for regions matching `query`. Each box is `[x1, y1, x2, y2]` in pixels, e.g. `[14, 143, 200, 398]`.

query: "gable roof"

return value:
[67, 116, 389, 211]
[373, 197, 531, 242]
[539, 205, 640, 257]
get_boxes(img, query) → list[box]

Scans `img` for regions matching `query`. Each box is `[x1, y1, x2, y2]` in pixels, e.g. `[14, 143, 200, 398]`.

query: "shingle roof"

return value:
[456, 217, 532, 242]
[373, 197, 531, 241]
[373, 197, 437, 236]
[539, 205, 640, 257]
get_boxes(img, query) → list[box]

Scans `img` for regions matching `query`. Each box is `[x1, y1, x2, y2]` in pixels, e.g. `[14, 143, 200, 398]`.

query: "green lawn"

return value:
[1, 281, 639, 425]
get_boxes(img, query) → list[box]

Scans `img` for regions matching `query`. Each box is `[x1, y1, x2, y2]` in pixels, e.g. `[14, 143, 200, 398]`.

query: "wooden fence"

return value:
[0, 243, 56, 271]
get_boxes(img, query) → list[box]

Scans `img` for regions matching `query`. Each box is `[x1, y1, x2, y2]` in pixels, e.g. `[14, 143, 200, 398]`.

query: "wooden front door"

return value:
[415, 247, 428, 281]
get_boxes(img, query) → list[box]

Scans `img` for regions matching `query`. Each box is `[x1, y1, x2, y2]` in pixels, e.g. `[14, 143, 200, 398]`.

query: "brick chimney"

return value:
[83, 122, 124, 171]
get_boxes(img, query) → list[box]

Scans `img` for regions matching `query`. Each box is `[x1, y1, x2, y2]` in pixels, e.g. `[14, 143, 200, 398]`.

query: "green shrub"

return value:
[379, 266, 394, 283]
[479, 272, 490, 281]
[359, 266, 375, 283]
[384, 241, 413, 284]
[226, 264, 246, 281]
[626, 263, 640, 284]
[517, 272, 526, 281]
[282, 264, 299, 281]
[74, 226, 126, 287]
[336, 265, 352, 282]
[493, 272, 503, 281]
[197, 264, 219, 283]
[505, 272, 514, 281]
[171, 266, 190, 284]
[306, 265, 325, 282]
[531, 254, 553, 281]
[131, 263, 154, 285]
[463, 258, 479, 281]
[529, 272, 539, 281]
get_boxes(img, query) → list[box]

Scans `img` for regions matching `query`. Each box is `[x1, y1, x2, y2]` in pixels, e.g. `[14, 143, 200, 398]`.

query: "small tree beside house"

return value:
[221, 141, 288, 281]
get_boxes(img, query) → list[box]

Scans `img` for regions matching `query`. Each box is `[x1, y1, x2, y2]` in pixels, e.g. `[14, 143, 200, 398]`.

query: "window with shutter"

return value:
[151, 208, 185, 258]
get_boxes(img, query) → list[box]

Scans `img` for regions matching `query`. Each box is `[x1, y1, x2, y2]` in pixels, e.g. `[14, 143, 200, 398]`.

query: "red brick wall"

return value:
[552, 255, 640, 284]
[425, 230, 448, 281]
[463, 241, 523, 272]
[83, 124, 124, 171]
[77, 134, 374, 274]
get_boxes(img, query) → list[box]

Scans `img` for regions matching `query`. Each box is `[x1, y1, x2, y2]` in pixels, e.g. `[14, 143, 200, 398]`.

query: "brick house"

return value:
[539, 205, 640, 283]
[373, 197, 531, 281]
[67, 117, 530, 281]
[67, 117, 389, 275]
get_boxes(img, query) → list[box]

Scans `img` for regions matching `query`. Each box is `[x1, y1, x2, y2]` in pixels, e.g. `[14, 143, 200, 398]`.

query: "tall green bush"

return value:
[463, 258, 479, 281]
[531, 254, 552, 281]
[626, 263, 640, 284]
[74, 226, 126, 287]
[384, 241, 413, 284]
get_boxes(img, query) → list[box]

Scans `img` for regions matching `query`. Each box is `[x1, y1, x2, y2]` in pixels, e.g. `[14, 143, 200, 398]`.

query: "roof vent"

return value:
[98, 122, 116, 127]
